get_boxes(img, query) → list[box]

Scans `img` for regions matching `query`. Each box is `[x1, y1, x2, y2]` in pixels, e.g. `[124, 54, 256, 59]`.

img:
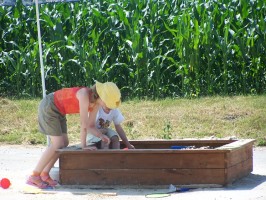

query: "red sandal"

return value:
[26, 175, 50, 189]
[40, 175, 58, 187]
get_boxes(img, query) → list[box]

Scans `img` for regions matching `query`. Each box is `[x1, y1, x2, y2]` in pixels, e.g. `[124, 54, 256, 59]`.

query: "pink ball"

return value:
[1, 178, 11, 189]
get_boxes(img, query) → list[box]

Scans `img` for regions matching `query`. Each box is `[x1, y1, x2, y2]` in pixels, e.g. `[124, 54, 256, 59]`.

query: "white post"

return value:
[35, 0, 46, 98]
[35, 0, 49, 145]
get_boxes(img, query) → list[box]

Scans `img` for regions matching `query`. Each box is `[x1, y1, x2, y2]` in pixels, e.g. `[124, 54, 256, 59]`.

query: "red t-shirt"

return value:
[54, 87, 92, 115]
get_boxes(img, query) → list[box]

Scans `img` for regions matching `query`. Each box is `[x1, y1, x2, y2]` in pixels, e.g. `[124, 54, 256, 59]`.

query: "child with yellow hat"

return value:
[26, 81, 121, 189]
[86, 104, 135, 150]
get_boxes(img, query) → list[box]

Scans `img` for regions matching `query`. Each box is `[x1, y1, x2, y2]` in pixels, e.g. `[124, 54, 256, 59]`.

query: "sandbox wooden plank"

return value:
[218, 139, 254, 167]
[216, 139, 255, 150]
[225, 144, 253, 167]
[59, 152, 225, 170]
[224, 157, 253, 184]
[127, 139, 235, 149]
[60, 168, 225, 185]
[57, 139, 236, 154]
[58, 149, 229, 154]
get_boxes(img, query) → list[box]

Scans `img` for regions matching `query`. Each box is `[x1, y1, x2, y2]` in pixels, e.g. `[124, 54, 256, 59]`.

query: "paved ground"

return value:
[0, 145, 265, 200]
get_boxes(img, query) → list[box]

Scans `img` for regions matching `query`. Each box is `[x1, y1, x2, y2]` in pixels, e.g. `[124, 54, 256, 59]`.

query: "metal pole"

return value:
[35, 0, 50, 145]
[35, 0, 46, 98]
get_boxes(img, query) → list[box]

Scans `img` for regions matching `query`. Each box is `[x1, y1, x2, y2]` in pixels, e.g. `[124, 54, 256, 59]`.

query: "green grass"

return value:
[0, 95, 265, 146]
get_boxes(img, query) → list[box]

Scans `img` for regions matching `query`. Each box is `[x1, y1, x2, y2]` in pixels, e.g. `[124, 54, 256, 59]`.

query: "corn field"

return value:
[0, 0, 265, 99]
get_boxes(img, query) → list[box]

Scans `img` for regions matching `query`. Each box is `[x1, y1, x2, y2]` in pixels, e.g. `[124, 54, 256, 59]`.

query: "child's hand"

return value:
[101, 134, 110, 145]
[128, 144, 135, 149]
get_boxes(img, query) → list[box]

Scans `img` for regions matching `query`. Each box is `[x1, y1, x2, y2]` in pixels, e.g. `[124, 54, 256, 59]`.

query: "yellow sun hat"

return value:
[96, 81, 121, 109]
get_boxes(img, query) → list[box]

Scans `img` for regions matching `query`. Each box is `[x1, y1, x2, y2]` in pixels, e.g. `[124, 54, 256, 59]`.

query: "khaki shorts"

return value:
[86, 128, 118, 144]
[38, 93, 67, 136]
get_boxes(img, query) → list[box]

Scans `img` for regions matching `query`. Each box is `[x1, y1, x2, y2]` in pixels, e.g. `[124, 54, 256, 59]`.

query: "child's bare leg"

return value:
[30, 135, 68, 186]
[42, 134, 69, 173]
[110, 135, 120, 149]
[33, 135, 67, 173]
[101, 140, 110, 149]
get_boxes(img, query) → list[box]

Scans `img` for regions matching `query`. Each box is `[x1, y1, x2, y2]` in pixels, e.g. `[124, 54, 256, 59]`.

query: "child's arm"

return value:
[87, 105, 110, 144]
[115, 124, 135, 149]
[77, 88, 110, 149]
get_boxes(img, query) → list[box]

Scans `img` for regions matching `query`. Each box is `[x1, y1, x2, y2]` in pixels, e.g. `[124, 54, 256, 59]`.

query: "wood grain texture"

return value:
[60, 168, 225, 185]
[59, 152, 225, 170]
[57, 139, 255, 186]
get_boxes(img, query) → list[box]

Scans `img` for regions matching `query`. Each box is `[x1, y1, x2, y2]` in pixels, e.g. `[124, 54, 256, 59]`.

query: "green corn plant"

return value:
[0, 0, 266, 97]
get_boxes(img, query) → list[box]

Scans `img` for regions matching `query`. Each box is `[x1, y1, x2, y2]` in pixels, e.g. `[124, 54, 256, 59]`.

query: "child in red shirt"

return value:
[27, 81, 121, 188]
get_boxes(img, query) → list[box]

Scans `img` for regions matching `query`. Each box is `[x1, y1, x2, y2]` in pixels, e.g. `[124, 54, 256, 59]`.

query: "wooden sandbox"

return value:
[57, 139, 255, 186]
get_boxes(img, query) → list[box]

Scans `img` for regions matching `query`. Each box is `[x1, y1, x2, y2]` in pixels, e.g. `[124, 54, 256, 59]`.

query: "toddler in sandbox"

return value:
[87, 105, 135, 149]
